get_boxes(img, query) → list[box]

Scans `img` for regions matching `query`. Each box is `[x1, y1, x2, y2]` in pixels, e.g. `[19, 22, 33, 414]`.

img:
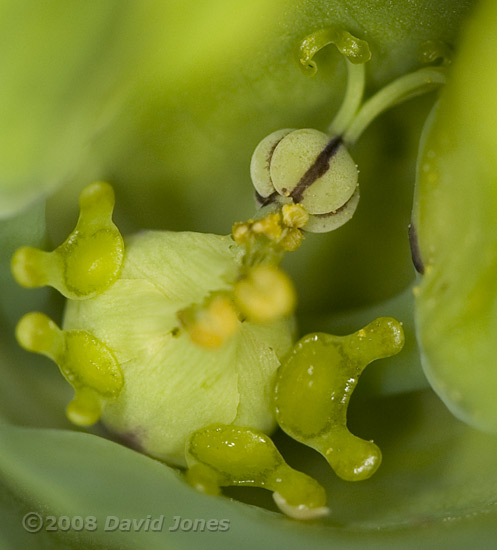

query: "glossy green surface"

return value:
[11, 182, 124, 299]
[187, 424, 327, 517]
[275, 318, 404, 480]
[15, 312, 123, 426]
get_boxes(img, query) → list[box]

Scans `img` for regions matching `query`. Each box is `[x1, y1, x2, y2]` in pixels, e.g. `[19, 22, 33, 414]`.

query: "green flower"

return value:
[2, 0, 497, 548]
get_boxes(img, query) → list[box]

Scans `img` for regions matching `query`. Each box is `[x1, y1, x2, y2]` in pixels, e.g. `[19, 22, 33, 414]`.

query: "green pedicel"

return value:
[11, 182, 124, 299]
[274, 318, 405, 481]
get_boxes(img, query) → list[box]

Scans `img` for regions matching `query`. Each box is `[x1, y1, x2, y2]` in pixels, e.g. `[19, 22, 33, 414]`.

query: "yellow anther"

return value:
[15, 311, 123, 426]
[234, 265, 296, 323]
[11, 182, 124, 300]
[232, 222, 251, 245]
[279, 228, 304, 252]
[281, 204, 309, 229]
[251, 213, 283, 241]
[179, 295, 239, 349]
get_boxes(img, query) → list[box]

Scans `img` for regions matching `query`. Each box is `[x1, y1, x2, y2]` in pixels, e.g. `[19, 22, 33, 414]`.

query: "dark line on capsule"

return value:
[255, 190, 278, 207]
[290, 136, 342, 204]
[408, 223, 425, 274]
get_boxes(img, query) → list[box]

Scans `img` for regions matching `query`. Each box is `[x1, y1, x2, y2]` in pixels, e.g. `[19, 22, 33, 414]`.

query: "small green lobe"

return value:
[186, 424, 327, 518]
[11, 182, 124, 300]
[274, 317, 404, 481]
[16, 312, 123, 426]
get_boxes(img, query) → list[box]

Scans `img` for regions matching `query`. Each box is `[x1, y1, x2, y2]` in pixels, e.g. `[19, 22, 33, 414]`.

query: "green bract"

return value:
[0, 1, 144, 219]
[413, 0, 497, 432]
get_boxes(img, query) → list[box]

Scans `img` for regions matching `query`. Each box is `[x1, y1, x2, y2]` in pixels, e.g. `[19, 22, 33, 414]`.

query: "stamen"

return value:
[234, 265, 296, 323]
[178, 294, 239, 349]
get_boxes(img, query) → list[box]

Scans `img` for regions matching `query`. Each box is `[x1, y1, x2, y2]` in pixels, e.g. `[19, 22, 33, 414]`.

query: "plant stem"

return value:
[328, 60, 366, 137]
[343, 67, 446, 145]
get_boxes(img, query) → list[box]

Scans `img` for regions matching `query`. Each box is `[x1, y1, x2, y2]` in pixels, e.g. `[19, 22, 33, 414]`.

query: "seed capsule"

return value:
[250, 128, 359, 232]
[303, 188, 360, 233]
[270, 129, 358, 214]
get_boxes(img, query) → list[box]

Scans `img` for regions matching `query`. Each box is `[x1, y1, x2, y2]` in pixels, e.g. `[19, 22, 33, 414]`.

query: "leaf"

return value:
[0, 1, 147, 219]
[413, 0, 497, 431]
[1, 390, 497, 549]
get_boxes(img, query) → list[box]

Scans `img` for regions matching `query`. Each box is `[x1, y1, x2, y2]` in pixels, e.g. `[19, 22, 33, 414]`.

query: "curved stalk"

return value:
[328, 59, 366, 136]
[343, 67, 446, 145]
